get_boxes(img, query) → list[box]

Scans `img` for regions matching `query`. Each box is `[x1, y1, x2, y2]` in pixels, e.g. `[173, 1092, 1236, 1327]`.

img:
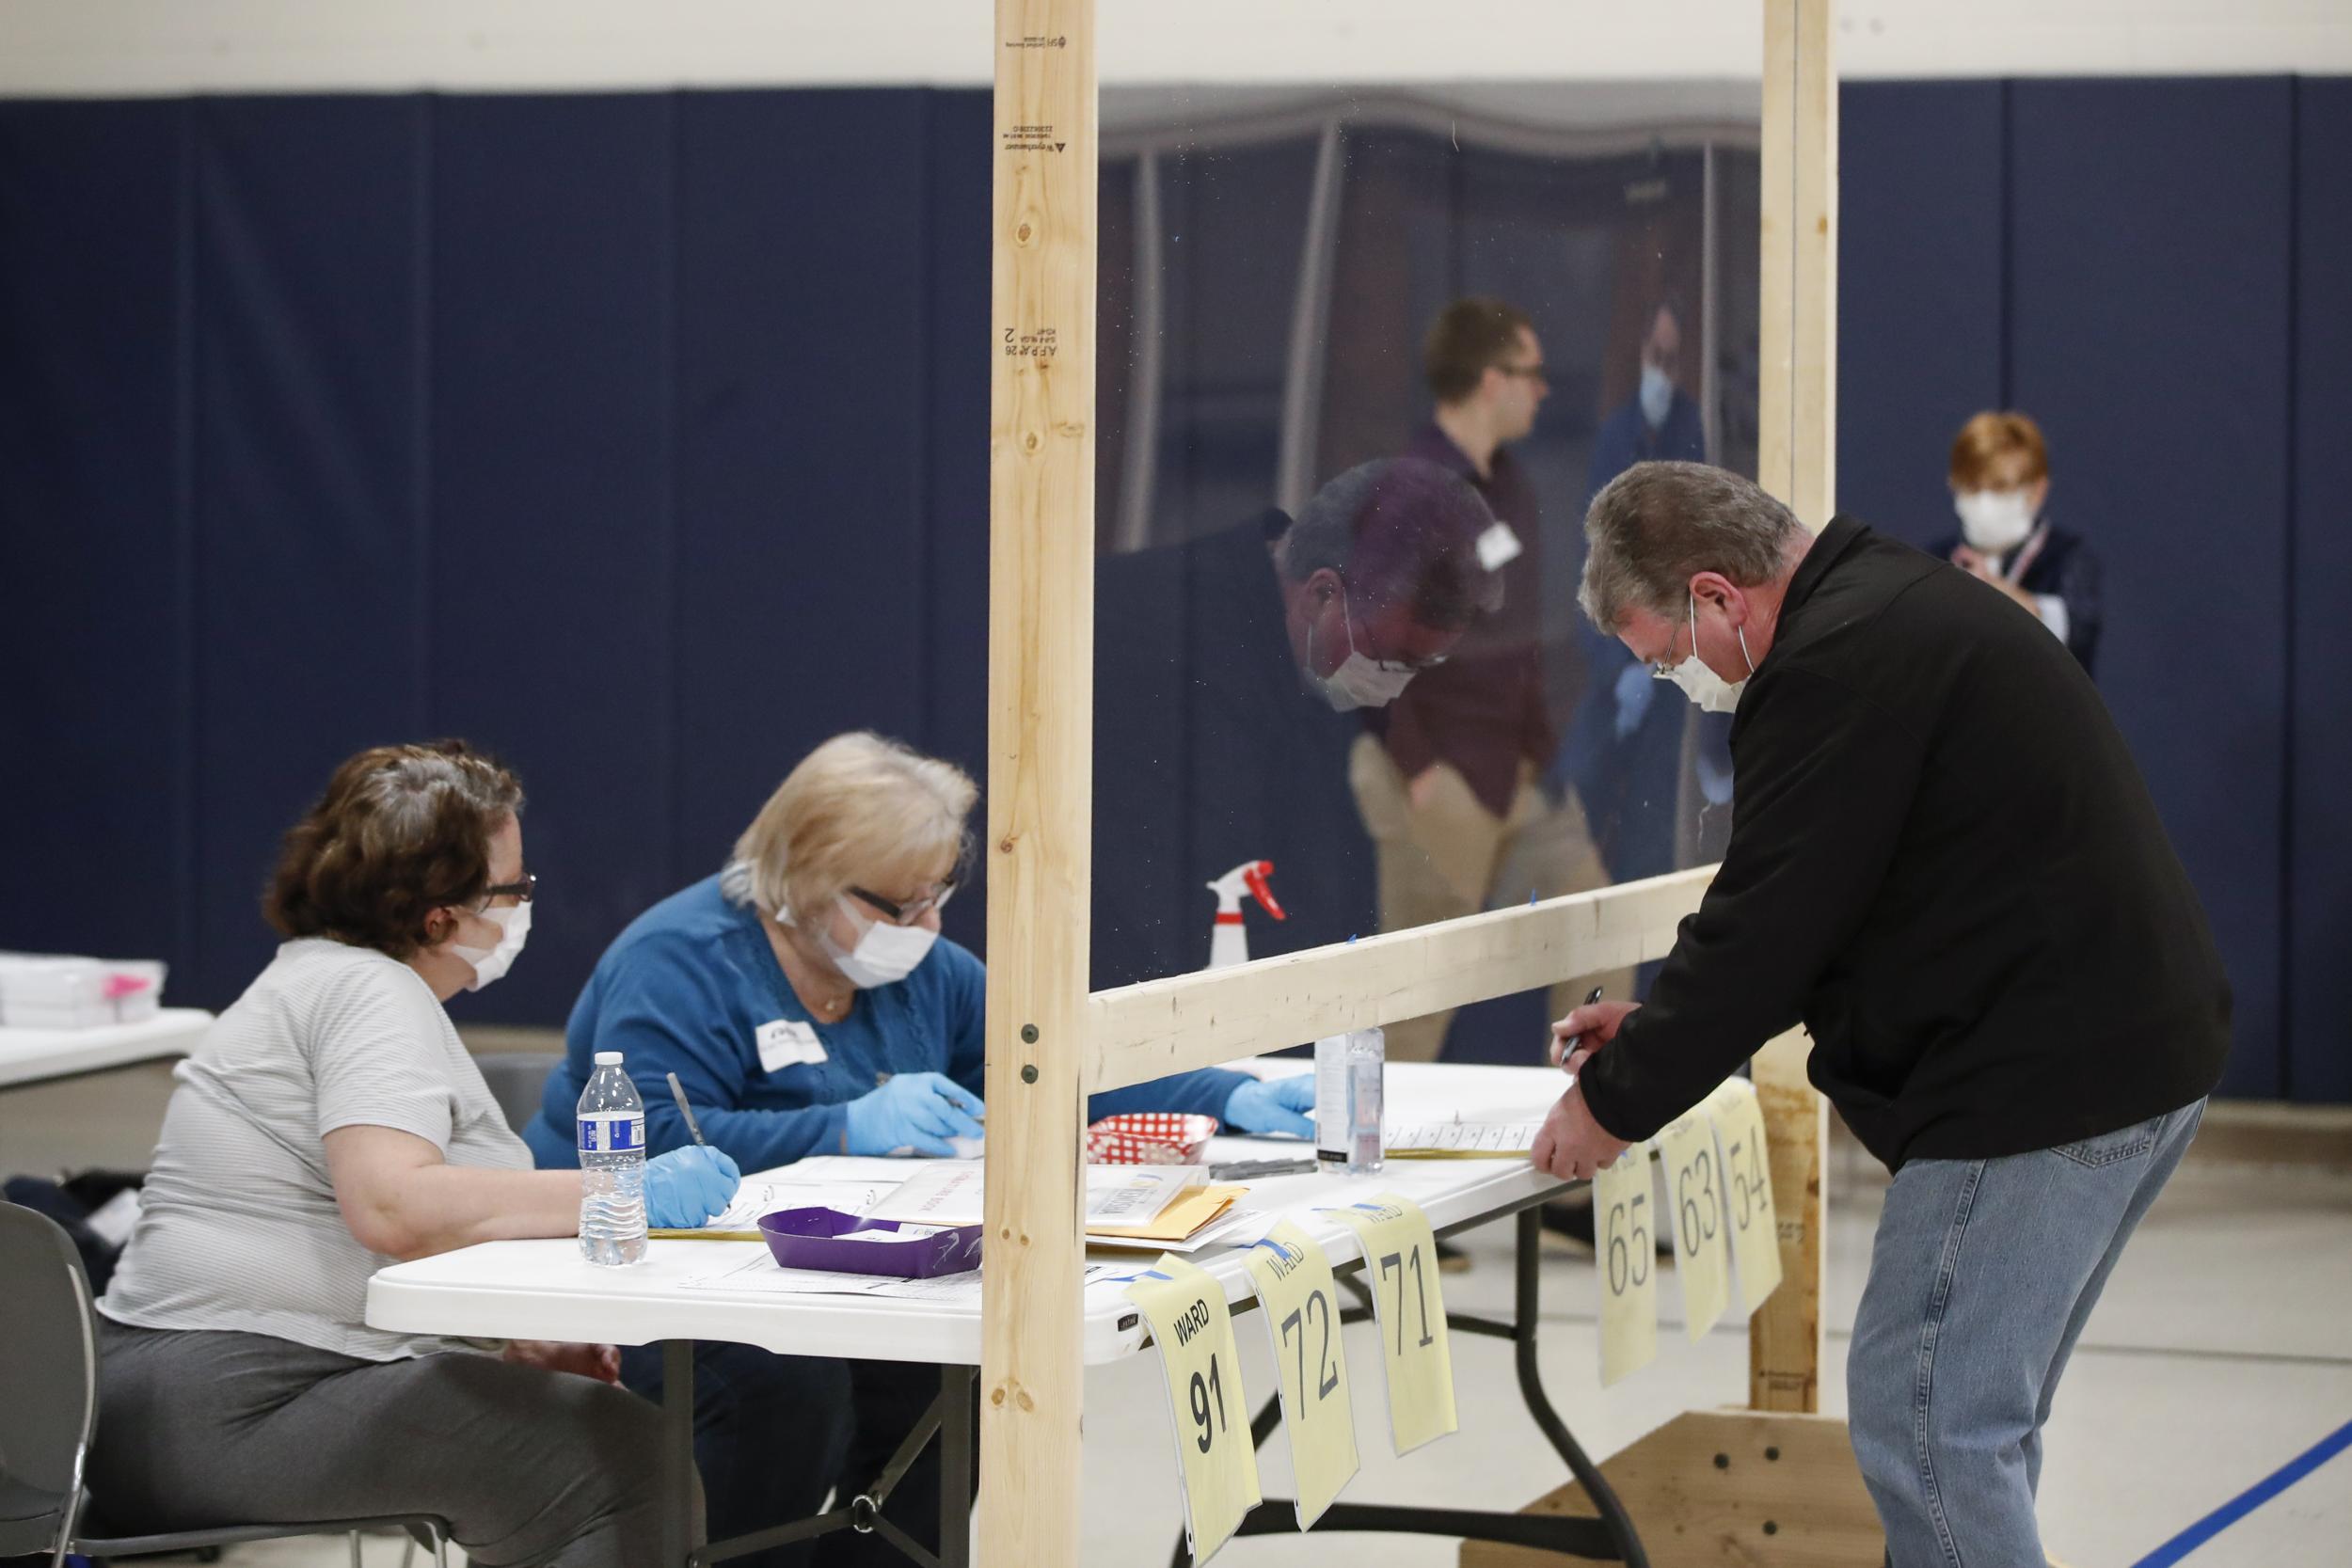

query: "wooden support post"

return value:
[979, 5, 1095, 1567]
[1751, 0, 1836, 1417]
[1749, 1029, 1829, 1411]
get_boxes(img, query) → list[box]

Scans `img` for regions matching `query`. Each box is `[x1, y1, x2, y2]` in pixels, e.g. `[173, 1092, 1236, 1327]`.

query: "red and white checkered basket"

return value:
[1084, 1110, 1219, 1165]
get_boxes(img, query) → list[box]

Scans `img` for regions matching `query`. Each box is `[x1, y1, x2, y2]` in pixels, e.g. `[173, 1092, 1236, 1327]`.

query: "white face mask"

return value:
[451, 900, 531, 991]
[1639, 362, 1676, 429]
[1311, 587, 1420, 712]
[818, 898, 938, 989]
[1657, 590, 1754, 714]
[1954, 489, 2036, 554]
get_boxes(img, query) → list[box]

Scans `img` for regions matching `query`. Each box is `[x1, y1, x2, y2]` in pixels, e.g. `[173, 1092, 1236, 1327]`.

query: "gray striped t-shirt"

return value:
[100, 938, 532, 1361]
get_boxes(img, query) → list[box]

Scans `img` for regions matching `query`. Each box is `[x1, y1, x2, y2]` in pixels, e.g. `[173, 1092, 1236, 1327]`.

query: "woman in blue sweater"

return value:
[523, 731, 1311, 1566]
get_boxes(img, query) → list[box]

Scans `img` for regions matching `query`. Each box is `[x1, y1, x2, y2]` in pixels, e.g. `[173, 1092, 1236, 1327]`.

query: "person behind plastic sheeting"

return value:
[1559, 295, 1728, 892]
[1350, 298, 1632, 1067]
[1933, 409, 2104, 675]
[522, 732, 1316, 1568]
[90, 742, 738, 1568]
[1534, 462, 2228, 1568]
[1091, 455, 1507, 994]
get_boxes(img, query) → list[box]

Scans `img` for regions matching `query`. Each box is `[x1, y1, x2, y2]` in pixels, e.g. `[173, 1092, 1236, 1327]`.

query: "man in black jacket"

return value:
[1533, 462, 2228, 1567]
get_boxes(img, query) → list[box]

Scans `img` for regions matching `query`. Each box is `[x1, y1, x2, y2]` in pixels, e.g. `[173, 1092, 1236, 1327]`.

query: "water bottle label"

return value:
[578, 1112, 644, 1154]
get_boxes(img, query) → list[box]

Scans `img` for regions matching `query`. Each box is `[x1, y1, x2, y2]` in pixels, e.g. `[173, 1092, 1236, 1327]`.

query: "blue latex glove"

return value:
[644, 1145, 741, 1229]
[843, 1071, 987, 1158]
[1221, 1074, 1316, 1138]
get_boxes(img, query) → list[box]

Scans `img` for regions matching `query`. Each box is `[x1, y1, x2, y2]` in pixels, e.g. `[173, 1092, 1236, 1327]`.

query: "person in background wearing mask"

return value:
[90, 741, 738, 1568]
[525, 731, 1319, 1566]
[1560, 296, 1726, 892]
[1537, 463, 2228, 1567]
[1935, 409, 2102, 674]
[1590, 300, 1708, 483]
[1090, 456, 1505, 991]
[1351, 298, 1631, 1066]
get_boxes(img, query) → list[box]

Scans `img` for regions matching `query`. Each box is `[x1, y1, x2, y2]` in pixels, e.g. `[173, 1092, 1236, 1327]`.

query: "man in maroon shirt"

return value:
[1352, 298, 1629, 1062]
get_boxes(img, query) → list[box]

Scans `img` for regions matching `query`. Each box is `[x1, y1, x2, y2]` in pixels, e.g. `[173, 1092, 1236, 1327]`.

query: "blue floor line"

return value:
[2126, 1416, 2352, 1567]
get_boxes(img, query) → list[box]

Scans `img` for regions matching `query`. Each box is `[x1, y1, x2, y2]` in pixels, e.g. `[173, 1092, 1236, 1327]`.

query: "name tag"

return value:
[1475, 519, 1523, 570]
[756, 1018, 827, 1073]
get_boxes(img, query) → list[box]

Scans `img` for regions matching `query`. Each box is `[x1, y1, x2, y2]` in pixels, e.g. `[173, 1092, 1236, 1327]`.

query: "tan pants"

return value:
[1349, 735, 1636, 1064]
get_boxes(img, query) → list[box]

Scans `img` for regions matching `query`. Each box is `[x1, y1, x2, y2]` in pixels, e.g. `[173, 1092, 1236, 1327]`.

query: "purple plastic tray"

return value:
[756, 1207, 983, 1278]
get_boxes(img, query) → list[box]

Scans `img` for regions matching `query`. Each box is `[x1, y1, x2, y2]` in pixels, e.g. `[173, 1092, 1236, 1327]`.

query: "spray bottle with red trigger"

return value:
[1204, 860, 1285, 969]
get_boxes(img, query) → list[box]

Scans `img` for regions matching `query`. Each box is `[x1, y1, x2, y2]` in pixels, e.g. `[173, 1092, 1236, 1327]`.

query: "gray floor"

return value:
[7, 1062, 2346, 1566]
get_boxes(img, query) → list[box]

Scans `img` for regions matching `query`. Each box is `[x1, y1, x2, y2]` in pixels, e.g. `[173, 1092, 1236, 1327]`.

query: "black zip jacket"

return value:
[1577, 517, 2229, 1169]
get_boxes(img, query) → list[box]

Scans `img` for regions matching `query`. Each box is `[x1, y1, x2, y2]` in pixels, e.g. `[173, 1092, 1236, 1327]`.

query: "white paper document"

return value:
[1382, 1121, 1542, 1155]
[657, 1179, 896, 1236]
[866, 1162, 1206, 1228]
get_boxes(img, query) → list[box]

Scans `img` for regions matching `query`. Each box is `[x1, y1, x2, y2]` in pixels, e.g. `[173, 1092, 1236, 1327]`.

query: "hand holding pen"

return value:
[1549, 987, 1642, 1089]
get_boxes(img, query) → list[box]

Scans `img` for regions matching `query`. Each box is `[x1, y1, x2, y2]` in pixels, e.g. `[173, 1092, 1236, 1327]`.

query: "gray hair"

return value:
[1579, 461, 1806, 630]
[1276, 457, 1503, 630]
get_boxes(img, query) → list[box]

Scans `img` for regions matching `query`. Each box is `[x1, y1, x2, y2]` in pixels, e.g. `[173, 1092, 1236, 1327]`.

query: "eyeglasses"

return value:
[847, 879, 959, 926]
[481, 872, 537, 906]
[1337, 580, 1450, 673]
[1495, 361, 1549, 384]
[1649, 591, 1698, 677]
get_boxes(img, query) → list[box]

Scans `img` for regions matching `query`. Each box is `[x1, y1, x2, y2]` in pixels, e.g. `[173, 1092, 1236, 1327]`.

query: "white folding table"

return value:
[367, 1062, 1650, 1567]
[0, 1008, 213, 1090]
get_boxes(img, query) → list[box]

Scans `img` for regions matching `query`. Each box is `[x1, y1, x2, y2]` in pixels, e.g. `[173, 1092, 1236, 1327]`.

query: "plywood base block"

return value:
[1457, 1409, 1880, 1568]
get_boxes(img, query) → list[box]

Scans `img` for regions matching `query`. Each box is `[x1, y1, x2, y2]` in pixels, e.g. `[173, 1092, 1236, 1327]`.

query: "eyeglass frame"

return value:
[846, 879, 959, 927]
[479, 872, 537, 906]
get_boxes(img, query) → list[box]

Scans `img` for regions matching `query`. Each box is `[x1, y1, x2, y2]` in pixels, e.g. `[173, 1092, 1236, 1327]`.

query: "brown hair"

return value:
[1422, 297, 1534, 404]
[1948, 411, 2050, 490]
[265, 740, 523, 958]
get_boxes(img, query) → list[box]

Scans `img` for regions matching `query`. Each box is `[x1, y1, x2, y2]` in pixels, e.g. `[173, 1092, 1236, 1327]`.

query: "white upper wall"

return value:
[4, 0, 2348, 97]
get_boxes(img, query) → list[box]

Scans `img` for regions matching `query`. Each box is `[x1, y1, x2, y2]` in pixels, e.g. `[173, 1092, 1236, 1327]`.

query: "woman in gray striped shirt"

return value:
[90, 741, 739, 1568]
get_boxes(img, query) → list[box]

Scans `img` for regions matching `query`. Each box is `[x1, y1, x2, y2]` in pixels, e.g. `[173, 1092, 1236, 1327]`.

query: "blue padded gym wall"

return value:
[2007, 78, 2295, 1100]
[1842, 78, 2328, 1101]
[2, 82, 2345, 1100]
[0, 88, 993, 1028]
[1837, 80, 2005, 550]
[2290, 79, 2352, 1102]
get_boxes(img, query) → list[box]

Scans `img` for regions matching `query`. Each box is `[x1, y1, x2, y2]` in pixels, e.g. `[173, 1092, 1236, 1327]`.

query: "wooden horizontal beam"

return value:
[1086, 867, 1712, 1093]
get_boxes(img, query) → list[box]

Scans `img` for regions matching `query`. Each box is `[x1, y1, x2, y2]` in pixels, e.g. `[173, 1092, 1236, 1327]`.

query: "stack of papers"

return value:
[652, 1157, 1276, 1253]
[866, 1161, 1208, 1230]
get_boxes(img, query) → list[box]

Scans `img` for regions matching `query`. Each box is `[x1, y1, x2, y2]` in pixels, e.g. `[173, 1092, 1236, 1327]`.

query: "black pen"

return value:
[1555, 986, 1605, 1084]
[666, 1071, 708, 1147]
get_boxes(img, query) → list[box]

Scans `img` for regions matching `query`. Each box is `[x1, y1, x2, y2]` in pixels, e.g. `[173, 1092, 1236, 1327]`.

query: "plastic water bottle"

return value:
[577, 1051, 647, 1266]
[1314, 1027, 1385, 1175]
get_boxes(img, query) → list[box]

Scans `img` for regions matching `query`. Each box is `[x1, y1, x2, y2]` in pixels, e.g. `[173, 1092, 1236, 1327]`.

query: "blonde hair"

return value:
[722, 733, 976, 925]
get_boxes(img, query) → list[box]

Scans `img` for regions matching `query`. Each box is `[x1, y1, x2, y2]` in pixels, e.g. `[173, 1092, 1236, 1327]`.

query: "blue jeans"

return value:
[1847, 1100, 2205, 1567]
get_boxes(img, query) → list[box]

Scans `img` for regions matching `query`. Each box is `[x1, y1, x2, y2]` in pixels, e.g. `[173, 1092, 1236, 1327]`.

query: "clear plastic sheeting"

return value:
[1089, 87, 1761, 1067]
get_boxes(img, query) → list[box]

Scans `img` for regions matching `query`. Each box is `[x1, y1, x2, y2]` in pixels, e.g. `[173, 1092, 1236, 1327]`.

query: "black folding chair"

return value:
[0, 1201, 449, 1568]
[473, 1050, 564, 1132]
